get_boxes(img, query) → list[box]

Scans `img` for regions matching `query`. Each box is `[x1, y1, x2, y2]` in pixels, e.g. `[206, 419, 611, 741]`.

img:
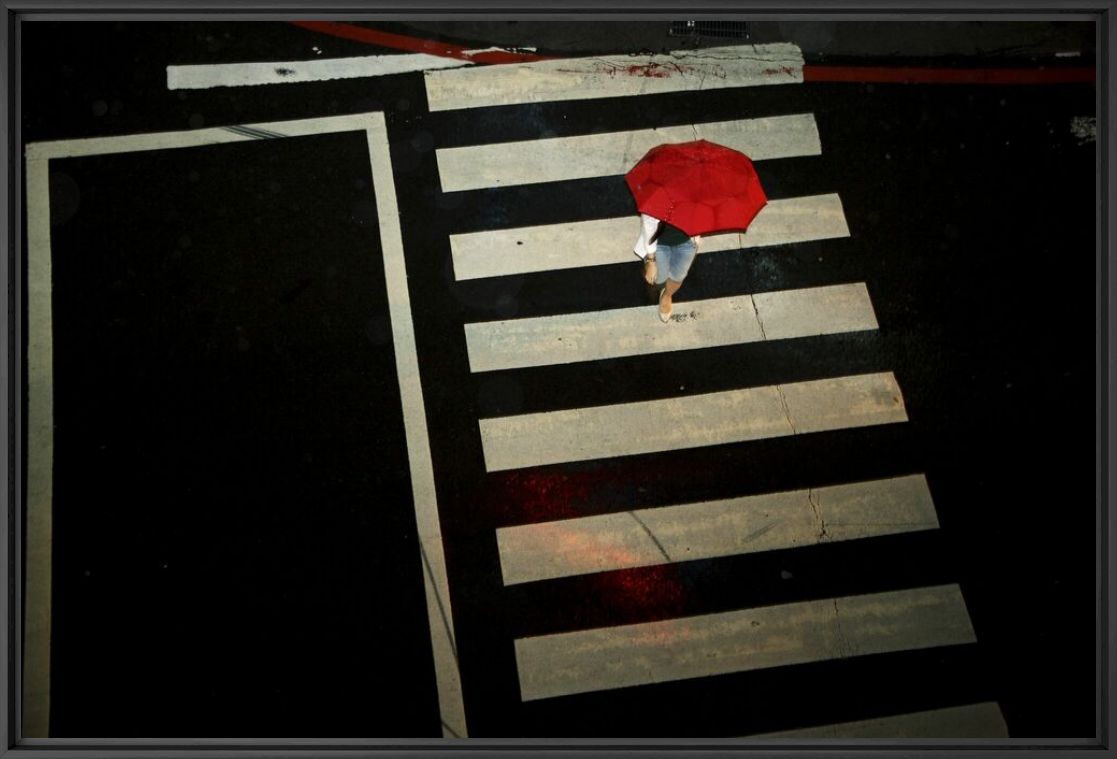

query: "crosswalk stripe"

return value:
[436, 113, 821, 192]
[167, 54, 472, 90]
[465, 283, 877, 373]
[479, 372, 907, 472]
[424, 43, 804, 111]
[496, 474, 936, 585]
[750, 702, 1009, 738]
[514, 584, 976, 701]
[450, 193, 849, 281]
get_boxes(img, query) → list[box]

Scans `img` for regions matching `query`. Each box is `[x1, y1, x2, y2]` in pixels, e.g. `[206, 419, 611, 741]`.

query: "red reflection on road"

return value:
[592, 563, 689, 621]
[493, 469, 607, 524]
[495, 468, 692, 619]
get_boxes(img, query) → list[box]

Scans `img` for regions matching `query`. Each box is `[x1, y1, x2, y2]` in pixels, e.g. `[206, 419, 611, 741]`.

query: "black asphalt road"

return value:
[19, 20, 1097, 739]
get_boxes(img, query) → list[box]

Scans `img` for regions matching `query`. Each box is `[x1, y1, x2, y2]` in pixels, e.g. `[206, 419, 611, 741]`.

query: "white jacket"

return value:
[632, 213, 701, 259]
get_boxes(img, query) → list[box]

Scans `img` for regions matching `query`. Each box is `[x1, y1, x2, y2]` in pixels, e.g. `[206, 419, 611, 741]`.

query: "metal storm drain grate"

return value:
[668, 20, 751, 39]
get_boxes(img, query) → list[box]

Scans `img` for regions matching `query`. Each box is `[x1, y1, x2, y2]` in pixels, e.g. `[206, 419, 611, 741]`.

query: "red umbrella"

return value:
[624, 139, 768, 237]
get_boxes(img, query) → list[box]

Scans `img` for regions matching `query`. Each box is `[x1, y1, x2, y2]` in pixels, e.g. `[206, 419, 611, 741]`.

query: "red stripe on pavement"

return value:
[289, 21, 553, 64]
[288, 23, 1093, 84]
[803, 63, 1095, 85]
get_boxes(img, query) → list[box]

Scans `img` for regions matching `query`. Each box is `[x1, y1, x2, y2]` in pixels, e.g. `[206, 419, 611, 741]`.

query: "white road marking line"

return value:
[515, 584, 976, 701]
[751, 702, 1009, 738]
[365, 115, 467, 739]
[751, 283, 878, 341]
[496, 474, 936, 585]
[24, 113, 390, 161]
[465, 283, 877, 373]
[450, 193, 849, 281]
[23, 112, 468, 738]
[166, 54, 473, 90]
[424, 43, 804, 111]
[479, 372, 907, 472]
[22, 157, 54, 739]
[437, 113, 820, 192]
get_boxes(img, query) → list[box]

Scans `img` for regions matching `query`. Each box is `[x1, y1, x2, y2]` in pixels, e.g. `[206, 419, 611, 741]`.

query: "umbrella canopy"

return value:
[624, 139, 768, 237]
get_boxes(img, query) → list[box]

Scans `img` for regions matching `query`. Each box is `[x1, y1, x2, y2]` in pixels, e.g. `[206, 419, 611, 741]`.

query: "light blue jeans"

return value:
[654, 239, 698, 285]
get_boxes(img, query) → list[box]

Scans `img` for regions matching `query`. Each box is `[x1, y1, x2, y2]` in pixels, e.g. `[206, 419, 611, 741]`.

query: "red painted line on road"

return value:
[803, 63, 1095, 85]
[289, 21, 554, 64]
[288, 22, 1094, 85]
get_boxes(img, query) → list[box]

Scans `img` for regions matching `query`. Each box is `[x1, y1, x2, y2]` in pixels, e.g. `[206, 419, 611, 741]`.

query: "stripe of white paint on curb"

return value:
[23, 112, 467, 738]
[450, 193, 849, 281]
[514, 584, 976, 701]
[167, 54, 473, 90]
[465, 283, 877, 373]
[478, 372, 907, 472]
[751, 702, 1009, 738]
[424, 43, 805, 111]
[496, 474, 937, 585]
[436, 113, 820, 192]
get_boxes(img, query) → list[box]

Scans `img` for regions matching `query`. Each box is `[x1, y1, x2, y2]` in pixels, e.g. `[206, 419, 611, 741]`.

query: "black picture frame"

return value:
[2, 0, 1112, 756]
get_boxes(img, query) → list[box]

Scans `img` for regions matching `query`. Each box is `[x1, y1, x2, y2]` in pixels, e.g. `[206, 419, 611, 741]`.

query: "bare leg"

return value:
[659, 278, 683, 319]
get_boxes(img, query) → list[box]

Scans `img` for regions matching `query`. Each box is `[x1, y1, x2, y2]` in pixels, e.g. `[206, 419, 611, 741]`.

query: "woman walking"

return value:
[633, 212, 702, 323]
[626, 140, 766, 322]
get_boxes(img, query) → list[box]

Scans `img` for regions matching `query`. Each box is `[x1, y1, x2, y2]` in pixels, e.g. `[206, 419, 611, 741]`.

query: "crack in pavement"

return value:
[750, 294, 768, 340]
[776, 384, 797, 434]
[628, 511, 673, 563]
[419, 541, 459, 664]
[763, 289, 795, 436]
[742, 520, 779, 544]
[676, 51, 804, 65]
[807, 487, 829, 542]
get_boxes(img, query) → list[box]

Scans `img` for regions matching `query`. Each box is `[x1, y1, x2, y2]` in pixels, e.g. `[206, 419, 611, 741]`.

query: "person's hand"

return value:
[643, 256, 657, 285]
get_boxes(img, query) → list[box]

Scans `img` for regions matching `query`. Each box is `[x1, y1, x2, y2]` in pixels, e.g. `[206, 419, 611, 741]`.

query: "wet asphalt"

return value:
[18, 20, 1098, 739]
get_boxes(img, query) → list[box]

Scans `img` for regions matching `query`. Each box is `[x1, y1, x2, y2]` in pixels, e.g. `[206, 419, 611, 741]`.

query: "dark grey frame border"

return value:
[1, 0, 1111, 756]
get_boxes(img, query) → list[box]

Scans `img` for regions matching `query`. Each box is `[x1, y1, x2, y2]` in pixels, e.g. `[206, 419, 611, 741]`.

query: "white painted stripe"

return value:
[437, 113, 820, 192]
[167, 54, 472, 90]
[479, 372, 907, 472]
[465, 283, 877, 372]
[23, 111, 469, 738]
[752, 283, 878, 341]
[23, 112, 389, 161]
[365, 114, 467, 739]
[451, 193, 849, 281]
[752, 702, 1009, 738]
[515, 584, 977, 701]
[425, 43, 804, 111]
[23, 157, 54, 739]
[497, 474, 937, 585]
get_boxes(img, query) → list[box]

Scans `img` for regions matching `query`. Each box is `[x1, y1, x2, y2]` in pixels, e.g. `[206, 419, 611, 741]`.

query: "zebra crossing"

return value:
[496, 474, 939, 585]
[449, 193, 849, 280]
[464, 283, 877, 372]
[478, 372, 908, 471]
[514, 583, 975, 701]
[435, 113, 821, 192]
[423, 43, 805, 111]
[425, 42, 1008, 737]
